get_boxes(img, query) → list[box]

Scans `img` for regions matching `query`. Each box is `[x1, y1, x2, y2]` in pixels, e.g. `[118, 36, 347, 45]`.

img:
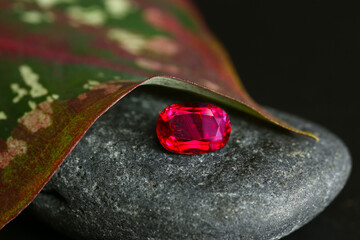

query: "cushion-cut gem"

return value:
[156, 103, 231, 154]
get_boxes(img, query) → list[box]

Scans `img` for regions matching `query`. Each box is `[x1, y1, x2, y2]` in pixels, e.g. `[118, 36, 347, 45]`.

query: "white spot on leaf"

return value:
[105, 0, 133, 19]
[83, 80, 100, 90]
[10, 83, 28, 103]
[146, 37, 179, 56]
[204, 81, 220, 91]
[0, 137, 27, 169]
[19, 65, 48, 98]
[136, 58, 179, 74]
[20, 11, 55, 24]
[108, 28, 147, 54]
[18, 101, 53, 133]
[46, 94, 59, 102]
[0, 112, 7, 120]
[21, 11, 43, 24]
[28, 100, 37, 110]
[67, 6, 106, 26]
[108, 29, 178, 57]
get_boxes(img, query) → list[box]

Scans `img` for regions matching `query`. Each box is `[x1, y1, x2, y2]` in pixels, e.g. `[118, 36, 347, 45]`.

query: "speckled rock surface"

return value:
[30, 87, 351, 240]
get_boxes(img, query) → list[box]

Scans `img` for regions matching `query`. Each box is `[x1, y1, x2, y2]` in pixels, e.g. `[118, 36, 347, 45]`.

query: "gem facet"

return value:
[156, 103, 231, 154]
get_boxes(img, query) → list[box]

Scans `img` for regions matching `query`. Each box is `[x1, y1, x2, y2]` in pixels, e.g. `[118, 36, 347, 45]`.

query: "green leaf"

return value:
[0, 0, 318, 229]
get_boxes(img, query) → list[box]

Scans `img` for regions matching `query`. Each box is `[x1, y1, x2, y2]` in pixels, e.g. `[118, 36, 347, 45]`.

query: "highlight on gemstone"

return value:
[156, 102, 231, 154]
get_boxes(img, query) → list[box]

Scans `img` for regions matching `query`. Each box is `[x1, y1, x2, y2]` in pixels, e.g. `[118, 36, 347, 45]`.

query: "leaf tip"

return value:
[298, 130, 319, 141]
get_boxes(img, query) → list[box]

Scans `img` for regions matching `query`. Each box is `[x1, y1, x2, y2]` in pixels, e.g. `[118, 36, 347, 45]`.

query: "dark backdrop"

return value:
[193, 1, 359, 239]
[1, 1, 359, 239]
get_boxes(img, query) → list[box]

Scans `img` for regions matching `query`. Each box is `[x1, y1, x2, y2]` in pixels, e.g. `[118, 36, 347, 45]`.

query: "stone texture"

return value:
[30, 86, 351, 240]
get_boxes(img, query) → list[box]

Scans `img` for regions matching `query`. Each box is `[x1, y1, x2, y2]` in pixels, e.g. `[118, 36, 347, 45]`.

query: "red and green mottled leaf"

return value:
[0, 0, 318, 229]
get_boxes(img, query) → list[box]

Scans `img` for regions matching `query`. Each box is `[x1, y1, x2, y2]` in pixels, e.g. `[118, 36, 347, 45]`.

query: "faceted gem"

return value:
[156, 102, 231, 154]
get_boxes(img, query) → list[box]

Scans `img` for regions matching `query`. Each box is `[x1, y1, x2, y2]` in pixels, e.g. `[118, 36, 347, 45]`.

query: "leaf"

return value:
[0, 0, 318, 229]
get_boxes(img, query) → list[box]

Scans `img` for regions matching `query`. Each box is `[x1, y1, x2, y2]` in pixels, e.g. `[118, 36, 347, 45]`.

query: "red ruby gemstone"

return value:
[156, 103, 231, 154]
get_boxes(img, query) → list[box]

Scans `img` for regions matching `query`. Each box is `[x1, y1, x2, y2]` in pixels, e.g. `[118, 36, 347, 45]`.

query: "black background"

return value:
[1, 0, 359, 239]
[192, 1, 360, 239]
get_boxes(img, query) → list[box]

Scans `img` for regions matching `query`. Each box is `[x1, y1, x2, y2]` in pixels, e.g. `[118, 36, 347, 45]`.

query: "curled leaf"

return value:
[0, 0, 317, 229]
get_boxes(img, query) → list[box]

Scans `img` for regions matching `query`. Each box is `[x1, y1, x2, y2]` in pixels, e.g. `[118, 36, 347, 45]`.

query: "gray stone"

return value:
[30, 86, 351, 240]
